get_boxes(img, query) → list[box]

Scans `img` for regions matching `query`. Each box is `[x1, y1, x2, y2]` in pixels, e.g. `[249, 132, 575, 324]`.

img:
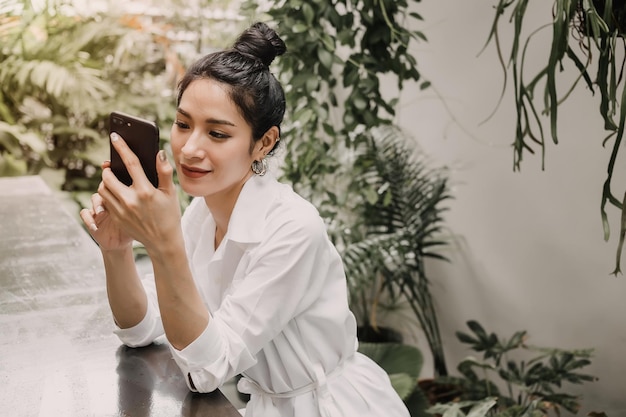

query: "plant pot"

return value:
[417, 378, 463, 406]
[357, 325, 403, 344]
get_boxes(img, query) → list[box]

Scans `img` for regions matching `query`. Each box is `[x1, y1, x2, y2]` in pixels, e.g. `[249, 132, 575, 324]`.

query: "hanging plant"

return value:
[484, 0, 626, 274]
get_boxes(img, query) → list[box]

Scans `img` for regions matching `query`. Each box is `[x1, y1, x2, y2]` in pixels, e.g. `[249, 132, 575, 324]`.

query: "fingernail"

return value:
[90, 223, 98, 232]
[95, 205, 104, 214]
[158, 150, 166, 162]
[110, 132, 119, 142]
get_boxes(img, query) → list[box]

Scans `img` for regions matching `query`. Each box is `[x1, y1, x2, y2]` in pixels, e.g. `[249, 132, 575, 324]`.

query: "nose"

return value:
[180, 129, 205, 160]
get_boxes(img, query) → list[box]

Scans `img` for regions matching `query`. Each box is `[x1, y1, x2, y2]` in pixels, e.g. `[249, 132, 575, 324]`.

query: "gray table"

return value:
[0, 176, 240, 416]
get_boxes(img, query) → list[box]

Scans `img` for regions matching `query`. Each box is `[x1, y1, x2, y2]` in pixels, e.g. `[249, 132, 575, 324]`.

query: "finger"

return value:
[98, 174, 125, 219]
[110, 132, 149, 187]
[90, 192, 105, 216]
[101, 167, 125, 202]
[79, 208, 99, 233]
[156, 150, 175, 193]
[101, 160, 111, 170]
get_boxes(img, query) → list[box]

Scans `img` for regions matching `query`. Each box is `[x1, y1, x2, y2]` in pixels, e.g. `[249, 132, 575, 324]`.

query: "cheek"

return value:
[170, 126, 183, 156]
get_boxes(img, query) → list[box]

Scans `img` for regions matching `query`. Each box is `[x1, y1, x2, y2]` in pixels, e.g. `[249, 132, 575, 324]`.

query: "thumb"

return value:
[156, 150, 175, 192]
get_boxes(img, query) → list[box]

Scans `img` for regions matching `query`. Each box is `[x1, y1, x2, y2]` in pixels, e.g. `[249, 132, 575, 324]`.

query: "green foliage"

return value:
[0, 0, 178, 199]
[484, 0, 626, 274]
[432, 320, 597, 417]
[244, 0, 427, 211]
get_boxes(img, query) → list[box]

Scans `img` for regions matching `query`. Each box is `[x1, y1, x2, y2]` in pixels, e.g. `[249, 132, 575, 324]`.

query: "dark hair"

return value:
[176, 22, 286, 154]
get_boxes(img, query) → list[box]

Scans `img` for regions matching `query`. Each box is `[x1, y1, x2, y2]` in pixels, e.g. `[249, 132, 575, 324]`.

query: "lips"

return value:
[180, 164, 211, 179]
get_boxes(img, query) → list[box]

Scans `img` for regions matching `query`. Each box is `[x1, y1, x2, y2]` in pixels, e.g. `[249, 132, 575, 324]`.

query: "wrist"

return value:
[101, 244, 134, 258]
[143, 229, 186, 260]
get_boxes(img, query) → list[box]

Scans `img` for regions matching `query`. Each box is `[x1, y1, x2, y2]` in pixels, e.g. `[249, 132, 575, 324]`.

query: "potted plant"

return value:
[427, 320, 599, 417]
[483, 0, 626, 273]
[341, 125, 453, 377]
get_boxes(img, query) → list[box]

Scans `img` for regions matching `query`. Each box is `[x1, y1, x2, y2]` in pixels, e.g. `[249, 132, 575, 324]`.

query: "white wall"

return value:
[396, 1, 626, 414]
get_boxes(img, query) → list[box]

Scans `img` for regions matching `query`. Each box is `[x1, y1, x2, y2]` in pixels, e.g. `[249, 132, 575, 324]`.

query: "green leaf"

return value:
[292, 23, 308, 33]
[302, 3, 315, 25]
[466, 320, 489, 340]
[388, 373, 418, 400]
[456, 331, 479, 345]
[317, 47, 334, 70]
[0, 152, 28, 176]
[0, 121, 47, 154]
[305, 76, 319, 93]
[466, 398, 498, 417]
[458, 356, 495, 372]
[364, 186, 378, 204]
[358, 342, 423, 378]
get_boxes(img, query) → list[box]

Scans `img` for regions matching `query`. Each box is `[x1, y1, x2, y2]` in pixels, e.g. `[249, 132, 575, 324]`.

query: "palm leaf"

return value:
[345, 125, 452, 375]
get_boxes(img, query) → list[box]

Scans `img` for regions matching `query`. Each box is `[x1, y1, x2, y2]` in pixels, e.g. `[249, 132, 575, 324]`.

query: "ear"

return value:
[256, 126, 280, 157]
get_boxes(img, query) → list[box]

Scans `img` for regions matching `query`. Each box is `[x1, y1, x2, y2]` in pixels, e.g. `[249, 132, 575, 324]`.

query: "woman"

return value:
[80, 22, 409, 417]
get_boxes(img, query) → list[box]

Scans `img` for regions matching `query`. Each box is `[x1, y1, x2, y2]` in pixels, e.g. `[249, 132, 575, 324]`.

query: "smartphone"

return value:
[109, 111, 160, 187]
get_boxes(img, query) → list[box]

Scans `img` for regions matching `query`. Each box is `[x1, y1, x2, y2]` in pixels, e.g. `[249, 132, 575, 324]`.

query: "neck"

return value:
[214, 225, 225, 249]
[209, 201, 233, 250]
[204, 173, 254, 248]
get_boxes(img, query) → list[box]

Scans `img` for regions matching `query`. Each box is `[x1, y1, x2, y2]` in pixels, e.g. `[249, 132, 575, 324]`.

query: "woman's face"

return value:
[171, 78, 260, 201]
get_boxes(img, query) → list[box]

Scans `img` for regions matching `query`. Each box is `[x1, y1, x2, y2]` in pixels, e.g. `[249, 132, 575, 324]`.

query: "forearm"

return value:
[148, 234, 209, 351]
[102, 246, 147, 329]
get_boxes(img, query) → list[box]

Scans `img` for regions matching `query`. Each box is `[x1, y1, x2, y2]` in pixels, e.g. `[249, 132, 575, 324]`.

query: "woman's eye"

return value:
[174, 121, 189, 129]
[210, 131, 230, 139]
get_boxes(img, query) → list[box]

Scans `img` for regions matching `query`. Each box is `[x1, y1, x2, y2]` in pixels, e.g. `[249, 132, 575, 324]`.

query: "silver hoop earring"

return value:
[251, 159, 267, 176]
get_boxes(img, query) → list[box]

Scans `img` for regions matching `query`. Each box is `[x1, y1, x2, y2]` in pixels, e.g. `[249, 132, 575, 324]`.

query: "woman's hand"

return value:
[95, 133, 182, 256]
[80, 174, 134, 252]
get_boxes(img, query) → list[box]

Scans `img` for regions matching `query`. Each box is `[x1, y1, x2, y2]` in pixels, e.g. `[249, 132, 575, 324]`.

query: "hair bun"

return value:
[233, 22, 286, 67]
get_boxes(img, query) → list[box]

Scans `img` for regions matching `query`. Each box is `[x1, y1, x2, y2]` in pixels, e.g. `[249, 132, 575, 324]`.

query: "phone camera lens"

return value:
[113, 117, 123, 125]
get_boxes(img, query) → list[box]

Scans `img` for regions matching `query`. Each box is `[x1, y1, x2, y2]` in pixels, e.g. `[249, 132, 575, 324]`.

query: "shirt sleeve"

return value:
[170, 203, 335, 393]
[169, 311, 256, 392]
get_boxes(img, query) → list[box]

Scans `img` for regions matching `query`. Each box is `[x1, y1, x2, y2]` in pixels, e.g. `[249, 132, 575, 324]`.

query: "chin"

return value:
[178, 180, 206, 198]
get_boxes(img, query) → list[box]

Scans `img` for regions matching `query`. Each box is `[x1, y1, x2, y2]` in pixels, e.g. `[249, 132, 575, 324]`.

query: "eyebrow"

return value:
[176, 107, 236, 127]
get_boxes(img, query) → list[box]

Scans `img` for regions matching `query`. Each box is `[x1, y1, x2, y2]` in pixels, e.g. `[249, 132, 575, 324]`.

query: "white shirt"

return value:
[115, 174, 409, 417]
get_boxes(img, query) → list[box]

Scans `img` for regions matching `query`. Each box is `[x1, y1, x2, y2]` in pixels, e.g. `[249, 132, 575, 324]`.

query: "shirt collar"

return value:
[225, 173, 279, 244]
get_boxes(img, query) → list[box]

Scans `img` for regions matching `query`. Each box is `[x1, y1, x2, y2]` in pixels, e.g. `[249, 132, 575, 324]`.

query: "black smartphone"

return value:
[109, 111, 160, 187]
